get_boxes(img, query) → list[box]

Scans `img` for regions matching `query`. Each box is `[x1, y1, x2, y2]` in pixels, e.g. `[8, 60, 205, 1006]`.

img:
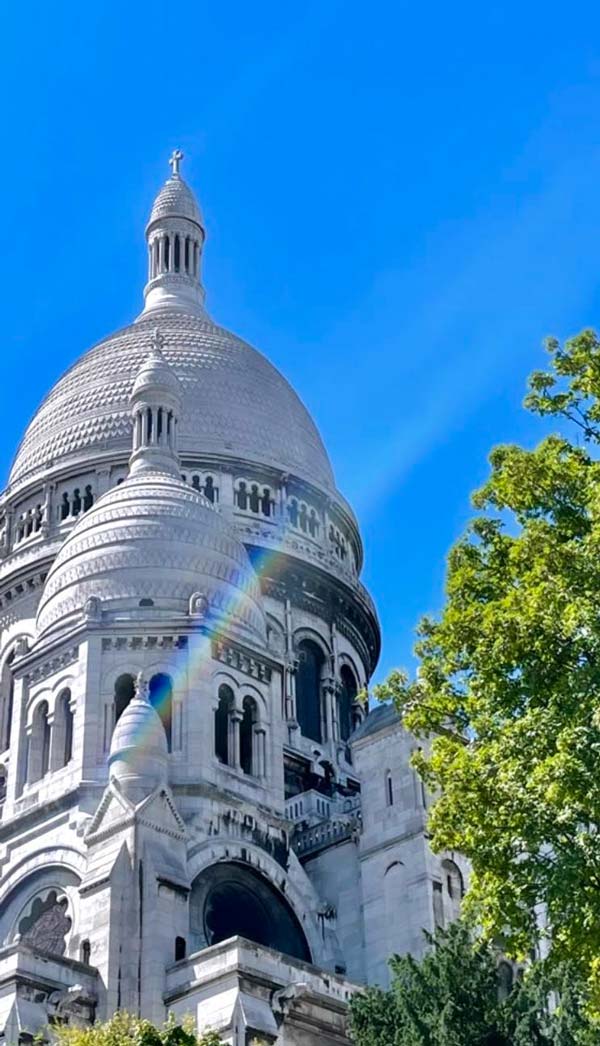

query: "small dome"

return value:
[148, 175, 203, 228]
[109, 678, 168, 800]
[36, 468, 267, 644]
[131, 337, 183, 402]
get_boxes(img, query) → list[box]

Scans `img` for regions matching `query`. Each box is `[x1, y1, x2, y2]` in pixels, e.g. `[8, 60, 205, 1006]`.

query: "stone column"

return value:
[254, 727, 266, 778]
[229, 709, 242, 770]
[323, 677, 336, 746]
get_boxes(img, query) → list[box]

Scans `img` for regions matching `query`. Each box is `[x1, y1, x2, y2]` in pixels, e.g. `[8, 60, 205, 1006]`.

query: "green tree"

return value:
[51, 1012, 222, 1046]
[373, 330, 600, 1007]
[349, 921, 595, 1045]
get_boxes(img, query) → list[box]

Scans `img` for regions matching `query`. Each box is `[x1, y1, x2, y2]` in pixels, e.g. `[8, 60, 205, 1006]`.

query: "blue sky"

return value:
[2, 1, 600, 681]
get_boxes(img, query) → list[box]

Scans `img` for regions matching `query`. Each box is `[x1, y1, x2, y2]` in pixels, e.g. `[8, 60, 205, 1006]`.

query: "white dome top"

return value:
[109, 674, 168, 801]
[148, 174, 203, 228]
[36, 466, 267, 644]
[10, 311, 335, 492]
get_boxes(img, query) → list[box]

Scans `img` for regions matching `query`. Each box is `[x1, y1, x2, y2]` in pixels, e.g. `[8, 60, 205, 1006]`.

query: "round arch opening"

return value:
[190, 862, 311, 964]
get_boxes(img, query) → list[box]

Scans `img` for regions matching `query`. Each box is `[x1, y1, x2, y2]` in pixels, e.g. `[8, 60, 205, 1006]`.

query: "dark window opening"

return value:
[338, 665, 357, 742]
[149, 673, 173, 751]
[80, 939, 91, 965]
[240, 696, 257, 775]
[386, 772, 394, 806]
[296, 641, 324, 743]
[236, 482, 248, 510]
[214, 685, 233, 765]
[114, 674, 135, 724]
[249, 484, 260, 513]
[60, 690, 73, 766]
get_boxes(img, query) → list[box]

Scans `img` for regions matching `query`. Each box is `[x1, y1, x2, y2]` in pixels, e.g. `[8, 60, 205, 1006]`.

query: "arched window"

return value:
[338, 665, 357, 742]
[236, 481, 248, 510]
[54, 689, 73, 768]
[214, 685, 233, 765]
[60, 492, 70, 520]
[1, 649, 16, 751]
[72, 488, 82, 515]
[149, 673, 173, 751]
[249, 484, 260, 513]
[174, 234, 180, 272]
[261, 488, 272, 517]
[497, 961, 514, 1001]
[204, 476, 216, 503]
[288, 499, 299, 527]
[175, 935, 186, 961]
[83, 485, 94, 511]
[164, 235, 170, 270]
[441, 858, 464, 923]
[114, 674, 135, 724]
[240, 696, 257, 775]
[0, 764, 6, 806]
[296, 641, 324, 743]
[385, 770, 394, 806]
[28, 701, 51, 783]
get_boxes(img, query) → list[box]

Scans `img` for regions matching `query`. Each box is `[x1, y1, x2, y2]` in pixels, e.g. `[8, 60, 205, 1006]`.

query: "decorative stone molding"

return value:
[212, 638, 272, 683]
[101, 634, 188, 652]
[24, 645, 79, 686]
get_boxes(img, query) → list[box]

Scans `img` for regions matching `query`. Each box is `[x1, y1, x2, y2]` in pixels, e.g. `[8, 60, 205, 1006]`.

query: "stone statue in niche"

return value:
[18, 890, 72, 956]
[189, 591, 209, 620]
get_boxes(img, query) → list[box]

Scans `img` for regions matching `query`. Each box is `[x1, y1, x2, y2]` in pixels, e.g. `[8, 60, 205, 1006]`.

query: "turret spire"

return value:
[129, 329, 183, 477]
[140, 152, 206, 318]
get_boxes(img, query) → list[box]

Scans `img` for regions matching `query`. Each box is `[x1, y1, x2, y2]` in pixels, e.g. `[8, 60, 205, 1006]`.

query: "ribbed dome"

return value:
[35, 467, 267, 644]
[10, 311, 335, 491]
[109, 681, 168, 801]
[148, 175, 203, 227]
[131, 339, 183, 400]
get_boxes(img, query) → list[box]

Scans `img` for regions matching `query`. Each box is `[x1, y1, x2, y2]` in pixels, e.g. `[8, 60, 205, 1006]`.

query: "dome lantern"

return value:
[142, 150, 206, 317]
[129, 328, 183, 478]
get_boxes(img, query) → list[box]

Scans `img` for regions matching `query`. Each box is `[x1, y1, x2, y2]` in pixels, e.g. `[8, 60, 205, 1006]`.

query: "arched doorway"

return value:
[189, 862, 311, 963]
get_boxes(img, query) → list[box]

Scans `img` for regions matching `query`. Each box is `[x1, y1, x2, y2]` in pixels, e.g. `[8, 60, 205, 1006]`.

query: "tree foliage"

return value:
[372, 331, 600, 1006]
[51, 1012, 221, 1046]
[349, 921, 595, 1045]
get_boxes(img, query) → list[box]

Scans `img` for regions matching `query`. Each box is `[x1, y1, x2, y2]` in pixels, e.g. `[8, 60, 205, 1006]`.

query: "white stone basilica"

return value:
[0, 154, 467, 1045]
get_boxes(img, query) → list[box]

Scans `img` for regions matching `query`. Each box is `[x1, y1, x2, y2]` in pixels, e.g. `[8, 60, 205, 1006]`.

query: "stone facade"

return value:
[0, 155, 465, 1045]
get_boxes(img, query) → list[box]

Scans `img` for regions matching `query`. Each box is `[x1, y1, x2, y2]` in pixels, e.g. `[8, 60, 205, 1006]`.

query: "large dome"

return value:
[9, 310, 335, 492]
[36, 466, 267, 644]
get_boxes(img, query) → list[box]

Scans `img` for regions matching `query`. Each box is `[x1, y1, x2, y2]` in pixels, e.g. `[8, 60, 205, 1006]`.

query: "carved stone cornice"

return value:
[212, 638, 272, 683]
[23, 644, 79, 686]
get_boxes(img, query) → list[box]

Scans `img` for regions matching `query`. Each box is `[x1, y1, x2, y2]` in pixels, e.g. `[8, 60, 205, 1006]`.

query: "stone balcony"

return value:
[0, 942, 98, 1042]
[164, 935, 359, 1046]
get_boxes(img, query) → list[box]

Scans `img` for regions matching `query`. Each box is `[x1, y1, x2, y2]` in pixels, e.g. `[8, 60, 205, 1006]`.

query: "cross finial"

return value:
[151, 327, 165, 355]
[169, 149, 184, 177]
